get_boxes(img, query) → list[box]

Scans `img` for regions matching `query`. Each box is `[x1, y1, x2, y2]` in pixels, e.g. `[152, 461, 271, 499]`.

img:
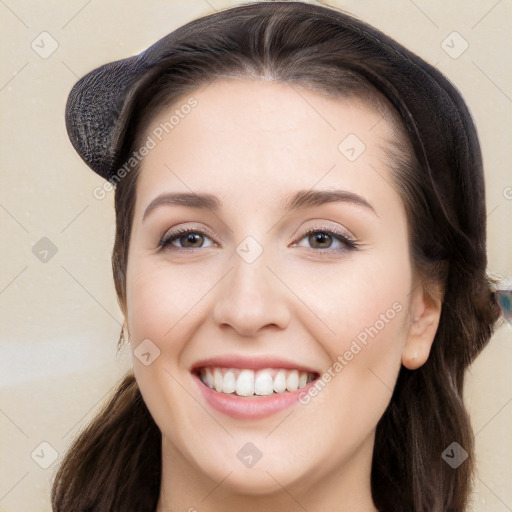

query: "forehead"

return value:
[134, 78, 396, 207]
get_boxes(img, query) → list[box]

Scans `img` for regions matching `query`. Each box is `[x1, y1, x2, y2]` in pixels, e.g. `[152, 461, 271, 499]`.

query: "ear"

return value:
[402, 281, 443, 370]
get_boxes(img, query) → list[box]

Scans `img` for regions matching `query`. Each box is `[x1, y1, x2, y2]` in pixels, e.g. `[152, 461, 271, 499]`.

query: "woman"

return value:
[52, 1, 502, 510]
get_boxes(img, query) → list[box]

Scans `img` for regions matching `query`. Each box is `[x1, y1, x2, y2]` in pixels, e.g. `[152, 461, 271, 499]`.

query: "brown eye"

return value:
[180, 232, 205, 248]
[293, 227, 358, 254]
[308, 232, 333, 249]
[159, 228, 216, 250]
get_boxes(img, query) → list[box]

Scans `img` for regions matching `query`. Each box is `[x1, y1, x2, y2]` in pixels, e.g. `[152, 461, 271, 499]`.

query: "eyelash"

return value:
[158, 226, 358, 255]
[296, 226, 359, 254]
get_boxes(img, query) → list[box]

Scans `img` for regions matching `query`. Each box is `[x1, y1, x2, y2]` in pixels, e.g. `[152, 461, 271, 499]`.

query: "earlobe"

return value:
[121, 320, 131, 345]
[401, 287, 443, 370]
[401, 339, 429, 370]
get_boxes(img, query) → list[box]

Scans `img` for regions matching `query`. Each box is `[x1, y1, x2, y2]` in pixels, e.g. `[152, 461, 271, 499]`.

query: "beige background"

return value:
[0, 1, 511, 510]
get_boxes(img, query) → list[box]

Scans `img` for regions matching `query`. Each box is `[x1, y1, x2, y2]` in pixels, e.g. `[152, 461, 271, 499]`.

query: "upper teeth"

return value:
[198, 367, 315, 397]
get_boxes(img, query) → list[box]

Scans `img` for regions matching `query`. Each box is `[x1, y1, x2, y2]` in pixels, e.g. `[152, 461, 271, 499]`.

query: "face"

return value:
[125, 78, 426, 502]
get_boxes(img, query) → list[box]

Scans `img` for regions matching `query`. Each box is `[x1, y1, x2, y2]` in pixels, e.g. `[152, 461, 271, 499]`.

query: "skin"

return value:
[124, 78, 442, 511]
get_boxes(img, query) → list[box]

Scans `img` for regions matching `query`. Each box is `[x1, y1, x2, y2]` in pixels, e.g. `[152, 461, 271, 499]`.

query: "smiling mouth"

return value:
[194, 367, 319, 397]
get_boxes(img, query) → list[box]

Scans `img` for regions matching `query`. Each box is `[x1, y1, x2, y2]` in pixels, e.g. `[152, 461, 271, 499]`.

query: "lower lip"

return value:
[192, 373, 317, 420]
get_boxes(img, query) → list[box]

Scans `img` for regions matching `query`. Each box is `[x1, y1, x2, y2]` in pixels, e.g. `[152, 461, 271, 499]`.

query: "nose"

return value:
[212, 248, 291, 337]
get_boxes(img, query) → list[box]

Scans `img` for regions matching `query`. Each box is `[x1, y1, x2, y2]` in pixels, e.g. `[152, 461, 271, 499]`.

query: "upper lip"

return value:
[190, 355, 319, 375]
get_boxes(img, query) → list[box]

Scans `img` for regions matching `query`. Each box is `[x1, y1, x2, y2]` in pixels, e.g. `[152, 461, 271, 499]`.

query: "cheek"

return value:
[295, 250, 410, 344]
[126, 267, 174, 342]
[295, 244, 411, 387]
[125, 259, 204, 431]
[292, 254, 410, 449]
[126, 257, 208, 343]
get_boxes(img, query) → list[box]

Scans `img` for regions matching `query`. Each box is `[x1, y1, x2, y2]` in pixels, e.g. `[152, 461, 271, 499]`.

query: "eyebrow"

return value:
[142, 189, 377, 222]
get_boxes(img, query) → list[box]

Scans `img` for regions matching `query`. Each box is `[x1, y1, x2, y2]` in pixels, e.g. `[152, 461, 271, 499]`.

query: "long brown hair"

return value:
[52, 2, 500, 510]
